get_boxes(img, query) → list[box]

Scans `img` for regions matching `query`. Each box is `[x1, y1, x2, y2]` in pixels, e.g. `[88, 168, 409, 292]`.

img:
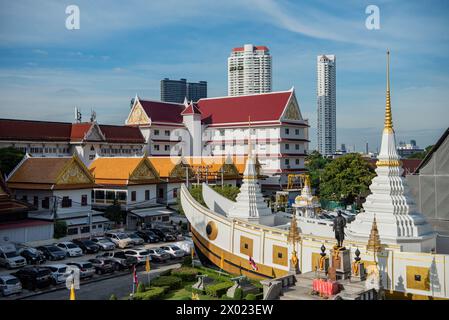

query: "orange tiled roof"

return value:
[147, 156, 184, 178]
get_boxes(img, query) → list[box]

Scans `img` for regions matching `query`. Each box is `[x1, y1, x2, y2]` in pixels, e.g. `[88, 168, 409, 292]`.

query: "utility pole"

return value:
[221, 167, 224, 189]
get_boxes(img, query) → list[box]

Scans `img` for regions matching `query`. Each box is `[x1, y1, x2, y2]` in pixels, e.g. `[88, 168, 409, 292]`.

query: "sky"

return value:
[0, 0, 448, 152]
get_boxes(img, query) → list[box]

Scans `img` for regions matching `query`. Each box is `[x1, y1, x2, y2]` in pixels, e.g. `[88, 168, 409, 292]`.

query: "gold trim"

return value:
[240, 236, 254, 257]
[272, 245, 288, 267]
[376, 159, 402, 167]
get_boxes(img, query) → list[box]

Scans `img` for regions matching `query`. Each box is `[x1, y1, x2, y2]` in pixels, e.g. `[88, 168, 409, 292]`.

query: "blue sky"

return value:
[0, 0, 448, 151]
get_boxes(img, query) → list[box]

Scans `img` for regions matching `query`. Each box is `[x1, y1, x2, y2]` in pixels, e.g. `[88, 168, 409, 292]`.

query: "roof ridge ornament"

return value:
[384, 49, 393, 134]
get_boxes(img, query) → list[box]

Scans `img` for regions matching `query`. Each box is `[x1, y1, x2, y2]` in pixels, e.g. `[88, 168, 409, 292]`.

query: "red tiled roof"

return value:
[197, 91, 292, 125]
[0, 219, 52, 231]
[367, 158, 421, 177]
[0, 119, 72, 142]
[138, 100, 184, 124]
[181, 103, 202, 116]
[0, 119, 144, 144]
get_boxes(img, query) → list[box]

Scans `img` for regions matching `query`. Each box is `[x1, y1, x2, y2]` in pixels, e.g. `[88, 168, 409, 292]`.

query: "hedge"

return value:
[245, 293, 256, 300]
[133, 287, 165, 300]
[233, 288, 244, 299]
[205, 281, 233, 298]
[151, 276, 182, 290]
[171, 267, 198, 282]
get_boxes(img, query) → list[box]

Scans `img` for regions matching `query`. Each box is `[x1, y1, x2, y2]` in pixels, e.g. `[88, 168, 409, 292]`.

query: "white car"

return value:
[173, 240, 193, 256]
[160, 245, 185, 259]
[56, 242, 83, 257]
[105, 232, 134, 249]
[0, 275, 22, 296]
[0, 244, 27, 269]
[91, 237, 116, 251]
[123, 248, 152, 264]
[44, 264, 71, 285]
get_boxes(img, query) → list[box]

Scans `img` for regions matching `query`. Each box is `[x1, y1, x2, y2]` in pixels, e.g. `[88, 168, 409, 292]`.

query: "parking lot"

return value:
[0, 230, 193, 300]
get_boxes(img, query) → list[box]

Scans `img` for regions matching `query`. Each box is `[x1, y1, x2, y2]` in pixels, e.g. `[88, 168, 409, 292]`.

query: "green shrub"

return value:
[109, 294, 117, 300]
[245, 293, 256, 300]
[205, 281, 233, 298]
[54, 220, 67, 239]
[159, 269, 172, 276]
[151, 276, 182, 290]
[137, 283, 146, 293]
[182, 256, 193, 267]
[171, 267, 198, 282]
[233, 288, 243, 300]
[255, 292, 264, 300]
[133, 287, 165, 300]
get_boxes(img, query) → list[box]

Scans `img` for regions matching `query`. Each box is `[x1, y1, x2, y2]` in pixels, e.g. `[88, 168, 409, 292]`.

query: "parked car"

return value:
[147, 248, 170, 263]
[87, 258, 115, 275]
[147, 228, 176, 242]
[66, 262, 95, 279]
[43, 264, 71, 285]
[72, 239, 100, 254]
[104, 232, 134, 249]
[127, 232, 145, 246]
[96, 251, 137, 270]
[173, 240, 193, 256]
[0, 275, 22, 296]
[0, 244, 27, 269]
[136, 230, 161, 243]
[56, 242, 83, 257]
[91, 237, 116, 251]
[123, 248, 151, 264]
[12, 266, 52, 290]
[160, 245, 184, 259]
[18, 247, 46, 265]
[36, 245, 67, 261]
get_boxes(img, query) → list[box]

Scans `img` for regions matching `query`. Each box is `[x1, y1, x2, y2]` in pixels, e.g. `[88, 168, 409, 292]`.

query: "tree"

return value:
[406, 145, 433, 159]
[319, 153, 375, 206]
[104, 199, 124, 224]
[212, 185, 240, 201]
[0, 147, 25, 176]
[305, 151, 331, 192]
[54, 220, 67, 239]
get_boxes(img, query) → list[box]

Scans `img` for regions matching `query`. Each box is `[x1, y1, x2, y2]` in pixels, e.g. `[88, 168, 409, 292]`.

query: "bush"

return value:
[182, 256, 193, 267]
[54, 220, 67, 239]
[245, 293, 256, 300]
[171, 267, 198, 282]
[205, 281, 233, 298]
[255, 292, 264, 300]
[109, 294, 117, 300]
[233, 288, 243, 300]
[137, 283, 146, 293]
[133, 287, 165, 300]
[151, 276, 182, 290]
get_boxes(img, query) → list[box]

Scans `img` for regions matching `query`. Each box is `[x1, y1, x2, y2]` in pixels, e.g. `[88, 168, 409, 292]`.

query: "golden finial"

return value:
[287, 214, 301, 244]
[384, 49, 394, 133]
[367, 215, 382, 253]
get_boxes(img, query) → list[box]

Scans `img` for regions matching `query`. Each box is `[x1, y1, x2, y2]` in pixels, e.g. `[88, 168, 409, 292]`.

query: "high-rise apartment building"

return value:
[160, 78, 207, 103]
[317, 54, 336, 156]
[228, 44, 272, 96]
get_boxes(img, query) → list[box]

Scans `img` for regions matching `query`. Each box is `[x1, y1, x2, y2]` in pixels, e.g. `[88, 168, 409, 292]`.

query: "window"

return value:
[33, 196, 39, 207]
[285, 144, 290, 150]
[61, 196, 72, 208]
[285, 128, 290, 135]
[80, 226, 90, 234]
[295, 159, 300, 165]
[295, 129, 300, 135]
[90, 145, 95, 151]
[89, 155, 95, 160]
[295, 144, 300, 150]
[164, 130, 170, 136]
[285, 159, 290, 165]
[21, 195, 28, 202]
[67, 228, 78, 235]
[164, 145, 170, 151]
[131, 191, 136, 202]
[154, 145, 160, 151]
[42, 197, 50, 209]
[81, 195, 88, 206]
[158, 188, 164, 199]
[278, 252, 283, 259]
[145, 190, 150, 201]
[154, 129, 159, 135]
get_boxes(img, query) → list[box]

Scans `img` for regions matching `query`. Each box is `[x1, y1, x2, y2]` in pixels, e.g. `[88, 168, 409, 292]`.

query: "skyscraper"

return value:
[160, 78, 207, 103]
[228, 44, 272, 96]
[317, 54, 336, 156]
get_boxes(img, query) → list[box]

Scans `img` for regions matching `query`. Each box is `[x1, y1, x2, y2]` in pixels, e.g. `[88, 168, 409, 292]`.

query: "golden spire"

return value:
[287, 214, 301, 244]
[367, 215, 382, 253]
[384, 49, 394, 133]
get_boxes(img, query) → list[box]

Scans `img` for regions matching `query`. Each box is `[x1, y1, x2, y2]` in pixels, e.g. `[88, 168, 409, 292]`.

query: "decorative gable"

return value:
[129, 158, 159, 182]
[56, 156, 95, 185]
[169, 160, 194, 179]
[281, 95, 302, 121]
[127, 101, 150, 125]
[84, 123, 105, 141]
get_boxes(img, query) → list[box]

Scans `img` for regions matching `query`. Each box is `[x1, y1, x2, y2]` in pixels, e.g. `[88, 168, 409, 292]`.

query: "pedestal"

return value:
[330, 247, 351, 280]
[351, 262, 366, 282]
[316, 256, 329, 279]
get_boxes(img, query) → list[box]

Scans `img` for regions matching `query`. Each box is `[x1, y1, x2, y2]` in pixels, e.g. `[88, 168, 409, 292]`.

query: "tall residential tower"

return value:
[317, 54, 336, 156]
[228, 44, 272, 96]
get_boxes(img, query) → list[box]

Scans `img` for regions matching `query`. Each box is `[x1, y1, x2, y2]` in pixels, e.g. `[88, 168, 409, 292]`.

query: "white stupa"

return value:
[347, 51, 435, 252]
[228, 121, 272, 221]
[292, 175, 321, 218]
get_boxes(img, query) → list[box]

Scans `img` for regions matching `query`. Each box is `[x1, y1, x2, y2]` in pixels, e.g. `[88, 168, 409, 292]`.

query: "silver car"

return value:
[92, 237, 116, 251]
[0, 275, 22, 296]
[44, 264, 71, 285]
[67, 261, 95, 279]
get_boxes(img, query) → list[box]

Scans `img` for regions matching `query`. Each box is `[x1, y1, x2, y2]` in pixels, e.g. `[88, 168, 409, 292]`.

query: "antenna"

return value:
[75, 107, 82, 123]
[90, 109, 97, 122]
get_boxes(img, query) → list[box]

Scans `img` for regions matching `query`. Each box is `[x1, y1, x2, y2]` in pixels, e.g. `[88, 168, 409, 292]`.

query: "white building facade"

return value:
[228, 44, 272, 97]
[317, 54, 336, 156]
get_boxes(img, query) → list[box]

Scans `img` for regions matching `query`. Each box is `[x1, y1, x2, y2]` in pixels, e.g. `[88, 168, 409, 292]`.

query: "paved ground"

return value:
[23, 262, 181, 300]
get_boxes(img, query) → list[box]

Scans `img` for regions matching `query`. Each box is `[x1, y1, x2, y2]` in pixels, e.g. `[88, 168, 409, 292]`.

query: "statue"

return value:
[333, 210, 346, 248]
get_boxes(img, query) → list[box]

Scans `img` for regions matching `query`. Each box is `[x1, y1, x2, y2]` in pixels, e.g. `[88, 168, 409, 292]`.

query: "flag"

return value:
[145, 256, 150, 273]
[133, 265, 139, 286]
[249, 256, 258, 271]
[220, 252, 224, 270]
[69, 281, 76, 300]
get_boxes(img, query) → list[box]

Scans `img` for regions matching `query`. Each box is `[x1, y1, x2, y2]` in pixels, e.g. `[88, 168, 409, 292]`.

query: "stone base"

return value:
[330, 247, 351, 274]
[351, 263, 366, 282]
